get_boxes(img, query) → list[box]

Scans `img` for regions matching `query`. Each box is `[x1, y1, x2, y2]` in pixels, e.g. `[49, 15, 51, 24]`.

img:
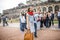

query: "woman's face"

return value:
[38, 11, 40, 14]
[30, 7, 33, 12]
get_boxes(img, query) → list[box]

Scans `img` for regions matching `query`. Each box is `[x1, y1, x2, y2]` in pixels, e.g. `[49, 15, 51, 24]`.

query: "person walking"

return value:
[5, 16, 8, 26]
[48, 11, 51, 27]
[20, 13, 27, 32]
[26, 7, 35, 37]
[2, 15, 8, 27]
[36, 11, 40, 30]
[46, 11, 51, 28]
[51, 11, 54, 26]
[43, 13, 47, 27]
[57, 10, 60, 28]
[39, 12, 43, 28]
[0, 16, 1, 23]
[45, 12, 51, 28]
[34, 12, 39, 37]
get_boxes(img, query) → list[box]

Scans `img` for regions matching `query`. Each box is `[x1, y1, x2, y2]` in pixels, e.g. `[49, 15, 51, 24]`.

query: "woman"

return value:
[36, 11, 41, 29]
[46, 11, 51, 28]
[26, 7, 35, 37]
[34, 12, 39, 37]
[39, 12, 43, 28]
[51, 11, 54, 26]
[43, 13, 47, 27]
[48, 11, 51, 27]
[57, 10, 60, 28]
[0, 17, 1, 23]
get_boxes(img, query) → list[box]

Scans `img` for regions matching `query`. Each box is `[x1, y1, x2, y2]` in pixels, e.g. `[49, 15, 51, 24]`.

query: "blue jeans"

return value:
[58, 16, 60, 28]
[46, 20, 49, 27]
[3, 21, 8, 27]
[45, 18, 51, 28]
[44, 19, 46, 26]
[45, 19, 49, 28]
[51, 18, 54, 25]
[20, 23, 27, 32]
[34, 23, 37, 37]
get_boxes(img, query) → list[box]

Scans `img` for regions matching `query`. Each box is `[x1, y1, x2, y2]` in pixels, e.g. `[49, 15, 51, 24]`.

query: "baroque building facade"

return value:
[3, 0, 60, 19]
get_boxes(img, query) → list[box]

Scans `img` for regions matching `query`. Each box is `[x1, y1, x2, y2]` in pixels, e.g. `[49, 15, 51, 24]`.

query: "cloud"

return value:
[0, 0, 47, 13]
[0, 0, 26, 13]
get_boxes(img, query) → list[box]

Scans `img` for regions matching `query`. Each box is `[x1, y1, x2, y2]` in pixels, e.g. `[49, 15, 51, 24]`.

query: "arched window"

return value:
[25, 10, 27, 12]
[48, 6, 53, 12]
[55, 5, 59, 11]
[43, 7, 46, 12]
[34, 9, 36, 12]
[21, 11, 24, 14]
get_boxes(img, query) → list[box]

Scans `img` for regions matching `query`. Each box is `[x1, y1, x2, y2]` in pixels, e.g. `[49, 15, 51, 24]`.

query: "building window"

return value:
[43, 7, 46, 12]
[32, 0, 36, 1]
[55, 5, 59, 11]
[25, 10, 27, 12]
[34, 9, 36, 12]
[48, 0, 55, 2]
[48, 6, 53, 12]
[21, 11, 24, 14]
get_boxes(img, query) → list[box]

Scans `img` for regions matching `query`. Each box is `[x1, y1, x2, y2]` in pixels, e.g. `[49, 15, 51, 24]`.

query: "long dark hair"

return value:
[22, 14, 25, 16]
[28, 8, 30, 12]
[28, 8, 33, 12]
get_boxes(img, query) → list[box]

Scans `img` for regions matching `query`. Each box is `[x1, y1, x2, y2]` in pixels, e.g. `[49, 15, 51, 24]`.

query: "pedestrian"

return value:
[5, 16, 8, 26]
[34, 12, 39, 37]
[45, 12, 51, 28]
[43, 13, 47, 27]
[48, 11, 51, 27]
[20, 13, 27, 32]
[26, 7, 35, 37]
[36, 11, 40, 30]
[39, 11, 43, 28]
[46, 11, 51, 28]
[51, 11, 54, 26]
[0, 16, 1, 23]
[57, 10, 60, 28]
[2, 15, 8, 27]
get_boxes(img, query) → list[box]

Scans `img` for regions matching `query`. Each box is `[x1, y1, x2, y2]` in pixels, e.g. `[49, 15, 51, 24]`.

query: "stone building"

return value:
[3, 0, 60, 19]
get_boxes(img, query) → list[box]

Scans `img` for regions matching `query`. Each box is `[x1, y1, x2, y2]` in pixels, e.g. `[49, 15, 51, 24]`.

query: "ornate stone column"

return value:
[46, 6, 48, 12]
[40, 6, 43, 12]
[52, 5, 55, 13]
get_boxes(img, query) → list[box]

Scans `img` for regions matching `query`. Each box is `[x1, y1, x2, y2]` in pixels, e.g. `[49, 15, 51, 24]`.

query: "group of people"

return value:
[19, 7, 56, 38]
[0, 7, 60, 38]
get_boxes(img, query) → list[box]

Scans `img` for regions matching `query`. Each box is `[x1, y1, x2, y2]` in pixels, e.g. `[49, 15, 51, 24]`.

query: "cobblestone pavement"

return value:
[0, 26, 60, 40]
[0, 23, 20, 27]
[0, 23, 60, 40]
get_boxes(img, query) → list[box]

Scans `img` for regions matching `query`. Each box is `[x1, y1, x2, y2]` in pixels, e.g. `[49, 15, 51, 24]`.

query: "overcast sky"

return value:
[0, 0, 47, 13]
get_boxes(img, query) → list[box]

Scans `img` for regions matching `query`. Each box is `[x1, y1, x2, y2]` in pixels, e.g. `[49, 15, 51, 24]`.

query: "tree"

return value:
[0, 13, 1, 15]
[48, 0, 55, 2]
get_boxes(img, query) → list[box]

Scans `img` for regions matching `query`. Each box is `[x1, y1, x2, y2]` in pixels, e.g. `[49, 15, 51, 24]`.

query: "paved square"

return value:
[0, 26, 60, 40]
[0, 23, 60, 40]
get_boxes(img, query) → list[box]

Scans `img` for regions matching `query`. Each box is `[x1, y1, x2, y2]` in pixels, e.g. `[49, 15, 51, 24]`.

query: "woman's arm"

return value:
[26, 14, 30, 29]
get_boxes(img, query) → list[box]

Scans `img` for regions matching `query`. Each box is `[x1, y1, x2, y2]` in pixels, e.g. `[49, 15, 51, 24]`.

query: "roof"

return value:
[3, 1, 60, 11]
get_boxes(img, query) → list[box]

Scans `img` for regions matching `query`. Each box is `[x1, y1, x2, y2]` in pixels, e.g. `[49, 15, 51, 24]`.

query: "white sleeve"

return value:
[19, 16, 21, 20]
[41, 14, 43, 17]
[26, 13, 29, 17]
